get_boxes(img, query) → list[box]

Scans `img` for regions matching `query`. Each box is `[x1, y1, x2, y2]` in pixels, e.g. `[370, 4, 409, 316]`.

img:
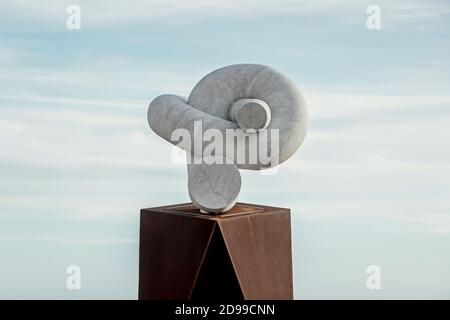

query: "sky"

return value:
[0, 0, 449, 299]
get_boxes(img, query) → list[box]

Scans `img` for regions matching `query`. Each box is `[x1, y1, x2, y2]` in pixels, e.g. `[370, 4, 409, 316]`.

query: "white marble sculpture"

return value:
[148, 64, 308, 213]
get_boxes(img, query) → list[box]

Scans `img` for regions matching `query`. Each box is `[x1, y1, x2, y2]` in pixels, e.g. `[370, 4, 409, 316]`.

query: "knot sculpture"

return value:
[148, 64, 308, 213]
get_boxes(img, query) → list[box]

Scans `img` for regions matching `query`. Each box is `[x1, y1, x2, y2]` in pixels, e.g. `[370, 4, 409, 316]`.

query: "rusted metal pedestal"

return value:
[138, 202, 293, 300]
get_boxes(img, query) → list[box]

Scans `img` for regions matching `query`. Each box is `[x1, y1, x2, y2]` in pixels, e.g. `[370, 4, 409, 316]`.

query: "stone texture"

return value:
[148, 64, 308, 170]
[229, 98, 271, 131]
[187, 155, 241, 213]
[147, 64, 308, 213]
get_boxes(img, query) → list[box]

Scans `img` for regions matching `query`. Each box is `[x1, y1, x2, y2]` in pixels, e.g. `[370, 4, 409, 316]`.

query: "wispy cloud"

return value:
[392, 3, 450, 19]
[0, 234, 138, 244]
[0, 0, 362, 25]
[2, 0, 448, 30]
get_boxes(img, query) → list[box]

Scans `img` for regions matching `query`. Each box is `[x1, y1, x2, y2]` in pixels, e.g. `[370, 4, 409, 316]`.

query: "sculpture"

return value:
[147, 64, 308, 213]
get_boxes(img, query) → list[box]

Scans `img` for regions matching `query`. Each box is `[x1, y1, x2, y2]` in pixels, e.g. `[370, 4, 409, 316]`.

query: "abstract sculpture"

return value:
[147, 64, 308, 213]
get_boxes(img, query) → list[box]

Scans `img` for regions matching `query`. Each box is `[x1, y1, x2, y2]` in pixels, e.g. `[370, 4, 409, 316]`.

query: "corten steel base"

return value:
[139, 202, 293, 300]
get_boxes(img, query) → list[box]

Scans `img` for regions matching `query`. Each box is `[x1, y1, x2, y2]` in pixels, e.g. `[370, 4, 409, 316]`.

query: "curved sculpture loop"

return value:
[148, 64, 308, 213]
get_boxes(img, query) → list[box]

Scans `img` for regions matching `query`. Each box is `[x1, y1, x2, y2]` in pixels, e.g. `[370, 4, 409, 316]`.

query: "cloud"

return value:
[2, 89, 449, 171]
[0, 67, 196, 97]
[305, 91, 450, 120]
[0, 0, 360, 25]
[392, 3, 450, 19]
[0, 234, 138, 244]
[2, 0, 448, 30]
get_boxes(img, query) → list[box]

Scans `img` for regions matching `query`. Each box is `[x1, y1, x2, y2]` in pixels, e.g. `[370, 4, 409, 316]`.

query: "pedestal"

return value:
[138, 202, 293, 300]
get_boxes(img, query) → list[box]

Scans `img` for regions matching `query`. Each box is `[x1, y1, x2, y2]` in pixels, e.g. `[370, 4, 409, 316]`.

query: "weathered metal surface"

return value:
[139, 203, 292, 300]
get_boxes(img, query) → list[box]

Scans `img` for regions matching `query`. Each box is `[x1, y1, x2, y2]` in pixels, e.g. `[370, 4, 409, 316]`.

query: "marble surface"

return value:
[187, 155, 241, 213]
[147, 64, 308, 213]
[229, 98, 271, 131]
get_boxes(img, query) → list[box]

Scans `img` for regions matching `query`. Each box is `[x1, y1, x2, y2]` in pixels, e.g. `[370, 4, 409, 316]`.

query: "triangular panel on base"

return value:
[191, 224, 244, 300]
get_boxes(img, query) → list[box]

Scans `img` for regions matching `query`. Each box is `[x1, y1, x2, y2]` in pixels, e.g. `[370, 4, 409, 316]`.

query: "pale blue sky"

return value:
[0, 0, 449, 299]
